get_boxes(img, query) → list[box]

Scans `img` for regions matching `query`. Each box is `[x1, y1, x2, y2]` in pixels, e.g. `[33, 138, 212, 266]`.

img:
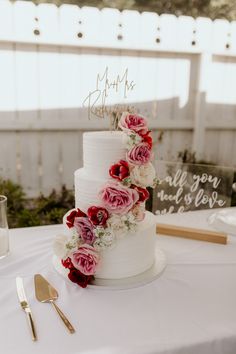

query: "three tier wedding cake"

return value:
[53, 112, 157, 288]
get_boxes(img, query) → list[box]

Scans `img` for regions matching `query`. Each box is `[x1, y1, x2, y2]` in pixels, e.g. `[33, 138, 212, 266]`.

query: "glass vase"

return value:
[0, 195, 9, 259]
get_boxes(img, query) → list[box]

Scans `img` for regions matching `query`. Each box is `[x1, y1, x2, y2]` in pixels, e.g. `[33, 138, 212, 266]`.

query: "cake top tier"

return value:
[83, 131, 126, 179]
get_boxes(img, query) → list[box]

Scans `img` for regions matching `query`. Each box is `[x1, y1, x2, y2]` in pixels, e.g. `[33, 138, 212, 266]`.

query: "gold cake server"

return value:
[16, 277, 37, 341]
[34, 274, 75, 334]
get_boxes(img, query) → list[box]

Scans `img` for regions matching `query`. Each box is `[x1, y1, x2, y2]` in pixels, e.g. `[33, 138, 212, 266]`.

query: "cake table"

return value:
[1, 208, 236, 354]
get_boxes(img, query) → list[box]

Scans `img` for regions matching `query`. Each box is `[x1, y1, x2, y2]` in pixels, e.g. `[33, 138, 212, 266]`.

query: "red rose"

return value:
[141, 131, 152, 149]
[132, 185, 149, 202]
[68, 268, 93, 288]
[61, 257, 74, 269]
[66, 208, 86, 228]
[87, 206, 109, 226]
[109, 160, 130, 181]
[62, 257, 94, 287]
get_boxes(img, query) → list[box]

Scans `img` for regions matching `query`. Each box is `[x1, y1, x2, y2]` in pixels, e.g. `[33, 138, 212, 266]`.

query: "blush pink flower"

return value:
[71, 244, 100, 276]
[127, 143, 152, 165]
[119, 112, 148, 135]
[131, 203, 145, 221]
[74, 217, 95, 244]
[99, 182, 139, 215]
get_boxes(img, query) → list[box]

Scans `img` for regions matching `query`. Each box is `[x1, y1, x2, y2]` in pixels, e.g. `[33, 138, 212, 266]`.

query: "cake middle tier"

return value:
[75, 168, 109, 212]
[83, 131, 126, 179]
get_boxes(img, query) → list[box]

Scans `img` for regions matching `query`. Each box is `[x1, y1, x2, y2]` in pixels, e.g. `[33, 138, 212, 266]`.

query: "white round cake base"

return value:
[52, 245, 167, 290]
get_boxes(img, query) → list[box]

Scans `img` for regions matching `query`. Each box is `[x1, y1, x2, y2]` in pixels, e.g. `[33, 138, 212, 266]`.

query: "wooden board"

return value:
[156, 223, 227, 244]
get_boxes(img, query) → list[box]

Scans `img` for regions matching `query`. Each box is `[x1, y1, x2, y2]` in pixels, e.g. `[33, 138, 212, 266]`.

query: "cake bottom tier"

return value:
[58, 211, 157, 280]
[95, 211, 157, 279]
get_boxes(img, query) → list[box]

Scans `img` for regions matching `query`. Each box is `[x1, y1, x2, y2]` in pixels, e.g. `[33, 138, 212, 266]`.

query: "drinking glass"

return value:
[0, 195, 10, 259]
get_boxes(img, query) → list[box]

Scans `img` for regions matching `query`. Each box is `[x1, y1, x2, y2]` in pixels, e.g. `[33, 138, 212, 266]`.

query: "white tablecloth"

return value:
[1, 209, 236, 354]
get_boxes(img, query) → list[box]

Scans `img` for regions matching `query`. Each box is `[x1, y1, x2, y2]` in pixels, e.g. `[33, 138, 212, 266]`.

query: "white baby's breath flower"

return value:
[66, 231, 80, 252]
[107, 214, 128, 239]
[107, 213, 137, 238]
[130, 162, 156, 188]
[54, 229, 80, 259]
[123, 212, 138, 233]
[122, 131, 142, 149]
[94, 227, 116, 250]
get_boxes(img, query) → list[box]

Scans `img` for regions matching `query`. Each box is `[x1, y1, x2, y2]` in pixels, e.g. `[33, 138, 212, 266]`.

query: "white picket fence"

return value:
[0, 0, 236, 197]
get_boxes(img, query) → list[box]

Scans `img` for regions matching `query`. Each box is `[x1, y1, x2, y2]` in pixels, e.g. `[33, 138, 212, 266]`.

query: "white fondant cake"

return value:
[75, 131, 126, 211]
[83, 131, 126, 179]
[94, 212, 156, 279]
[73, 131, 156, 279]
[53, 113, 158, 287]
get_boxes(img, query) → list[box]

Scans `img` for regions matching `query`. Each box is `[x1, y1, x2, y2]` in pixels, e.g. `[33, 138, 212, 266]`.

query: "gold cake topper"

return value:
[83, 67, 136, 129]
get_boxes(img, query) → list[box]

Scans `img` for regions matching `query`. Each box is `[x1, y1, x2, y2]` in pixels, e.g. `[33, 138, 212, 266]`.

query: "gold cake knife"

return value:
[16, 277, 37, 341]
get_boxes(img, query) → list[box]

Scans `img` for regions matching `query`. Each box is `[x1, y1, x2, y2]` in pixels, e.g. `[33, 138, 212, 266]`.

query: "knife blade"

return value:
[16, 277, 37, 341]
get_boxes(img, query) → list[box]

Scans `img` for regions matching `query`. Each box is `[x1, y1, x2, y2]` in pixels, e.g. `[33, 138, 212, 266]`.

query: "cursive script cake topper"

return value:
[83, 67, 136, 129]
[152, 161, 234, 215]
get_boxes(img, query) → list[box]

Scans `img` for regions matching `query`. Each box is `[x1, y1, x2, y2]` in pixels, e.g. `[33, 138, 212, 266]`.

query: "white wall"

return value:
[0, 1, 236, 196]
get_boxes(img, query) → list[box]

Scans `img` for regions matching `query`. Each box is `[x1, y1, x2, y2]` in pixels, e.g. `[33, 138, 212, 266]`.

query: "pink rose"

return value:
[71, 244, 100, 276]
[131, 203, 145, 221]
[99, 182, 139, 215]
[119, 112, 148, 135]
[74, 217, 95, 244]
[127, 143, 152, 165]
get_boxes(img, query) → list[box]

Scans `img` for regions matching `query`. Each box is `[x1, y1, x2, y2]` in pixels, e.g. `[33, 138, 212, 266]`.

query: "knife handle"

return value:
[51, 302, 75, 334]
[25, 308, 37, 341]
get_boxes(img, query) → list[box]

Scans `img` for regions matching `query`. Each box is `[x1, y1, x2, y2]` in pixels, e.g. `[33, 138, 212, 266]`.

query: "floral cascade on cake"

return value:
[53, 112, 157, 288]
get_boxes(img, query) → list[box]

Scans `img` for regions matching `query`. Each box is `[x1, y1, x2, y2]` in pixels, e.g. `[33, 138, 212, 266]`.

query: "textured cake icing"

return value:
[75, 131, 126, 211]
[95, 212, 156, 279]
[53, 112, 157, 288]
[83, 131, 126, 179]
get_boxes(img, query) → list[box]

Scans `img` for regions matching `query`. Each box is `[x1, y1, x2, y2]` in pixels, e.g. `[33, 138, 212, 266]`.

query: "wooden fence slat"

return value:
[80, 7, 101, 47]
[177, 16, 197, 52]
[37, 3, 59, 44]
[38, 45, 60, 123]
[121, 10, 140, 48]
[140, 12, 159, 50]
[0, 43, 16, 125]
[59, 4, 80, 45]
[0, 1, 13, 41]
[18, 132, 41, 196]
[212, 19, 230, 54]
[58, 46, 81, 125]
[195, 17, 212, 51]
[40, 132, 61, 195]
[0, 132, 17, 183]
[159, 14, 178, 50]
[136, 55, 159, 120]
[13, 1, 37, 43]
[101, 8, 121, 48]
[155, 56, 176, 121]
[61, 131, 83, 189]
[230, 21, 236, 53]
[15, 43, 39, 126]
